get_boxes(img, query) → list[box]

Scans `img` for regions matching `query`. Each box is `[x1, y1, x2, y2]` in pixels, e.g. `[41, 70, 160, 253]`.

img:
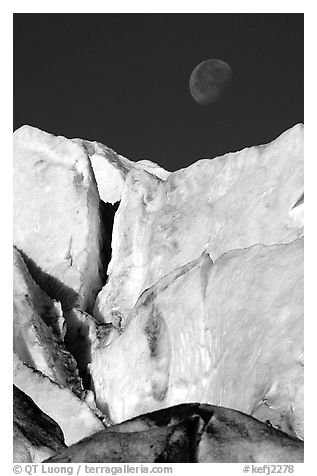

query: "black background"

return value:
[14, 14, 303, 171]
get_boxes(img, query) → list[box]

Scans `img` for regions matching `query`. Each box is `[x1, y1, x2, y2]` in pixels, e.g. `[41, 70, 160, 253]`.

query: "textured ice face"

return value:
[13, 125, 104, 313]
[90, 239, 303, 439]
[89, 125, 303, 438]
[13, 247, 83, 394]
[13, 247, 106, 448]
[72, 139, 170, 205]
[94, 124, 303, 328]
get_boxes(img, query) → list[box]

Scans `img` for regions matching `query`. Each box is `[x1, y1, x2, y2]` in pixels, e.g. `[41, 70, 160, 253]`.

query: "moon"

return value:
[189, 59, 232, 106]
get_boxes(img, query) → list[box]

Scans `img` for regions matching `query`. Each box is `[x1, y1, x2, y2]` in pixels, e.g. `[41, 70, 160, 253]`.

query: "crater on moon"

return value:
[189, 58, 232, 106]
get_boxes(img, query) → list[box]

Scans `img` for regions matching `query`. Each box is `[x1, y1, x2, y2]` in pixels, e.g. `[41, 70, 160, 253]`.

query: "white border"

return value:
[3, 4, 313, 473]
[8, 1, 307, 14]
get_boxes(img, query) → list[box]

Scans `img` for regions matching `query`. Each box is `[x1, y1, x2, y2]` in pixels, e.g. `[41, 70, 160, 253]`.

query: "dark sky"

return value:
[14, 14, 303, 171]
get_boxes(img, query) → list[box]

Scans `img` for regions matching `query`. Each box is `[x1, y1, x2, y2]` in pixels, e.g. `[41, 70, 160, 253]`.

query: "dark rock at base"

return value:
[44, 403, 303, 463]
[44, 416, 200, 463]
[197, 404, 303, 463]
[13, 385, 66, 462]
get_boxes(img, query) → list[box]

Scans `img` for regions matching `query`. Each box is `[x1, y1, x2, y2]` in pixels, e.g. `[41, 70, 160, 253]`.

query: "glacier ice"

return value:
[90, 239, 303, 439]
[94, 124, 303, 327]
[13, 247, 84, 393]
[13, 354, 105, 446]
[14, 125, 104, 314]
[13, 123, 304, 462]
[72, 139, 169, 205]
